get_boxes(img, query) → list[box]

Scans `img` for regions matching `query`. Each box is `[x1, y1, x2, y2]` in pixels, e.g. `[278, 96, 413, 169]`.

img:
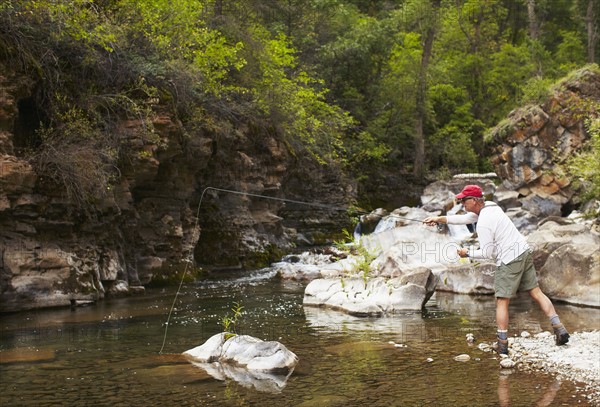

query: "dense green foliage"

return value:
[565, 117, 600, 204]
[0, 0, 598, 201]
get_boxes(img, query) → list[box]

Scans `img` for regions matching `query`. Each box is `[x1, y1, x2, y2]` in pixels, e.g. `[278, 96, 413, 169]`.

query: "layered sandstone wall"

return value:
[0, 62, 354, 312]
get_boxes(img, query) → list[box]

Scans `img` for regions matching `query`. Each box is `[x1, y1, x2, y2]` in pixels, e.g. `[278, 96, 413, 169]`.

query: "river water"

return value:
[1, 268, 598, 406]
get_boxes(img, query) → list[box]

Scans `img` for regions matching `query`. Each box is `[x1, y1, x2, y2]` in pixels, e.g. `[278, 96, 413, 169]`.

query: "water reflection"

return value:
[303, 305, 446, 336]
[435, 290, 600, 334]
[303, 305, 423, 334]
[498, 371, 561, 407]
[302, 288, 600, 344]
[188, 361, 295, 393]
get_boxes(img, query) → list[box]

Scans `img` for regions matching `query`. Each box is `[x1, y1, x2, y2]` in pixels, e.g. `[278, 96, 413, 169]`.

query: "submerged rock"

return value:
[0, 347, 56, 364]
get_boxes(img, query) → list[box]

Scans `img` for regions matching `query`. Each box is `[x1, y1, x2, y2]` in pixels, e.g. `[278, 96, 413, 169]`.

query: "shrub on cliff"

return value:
[565, 116, 600, 204]
[32, 108, 119, 212]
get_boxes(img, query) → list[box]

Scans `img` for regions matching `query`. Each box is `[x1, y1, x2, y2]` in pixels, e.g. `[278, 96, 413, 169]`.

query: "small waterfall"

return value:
[373, 216, 399, 234]
[445, 203, 474, 240]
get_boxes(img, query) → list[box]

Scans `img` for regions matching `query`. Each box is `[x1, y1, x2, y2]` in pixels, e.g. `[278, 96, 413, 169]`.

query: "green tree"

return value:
[554, 30, 587, 74]
[317, 6, 397, 122]
[250, 29, 353, 162]
[577, 0, 600, 63]
[427, 84, 482, 172]
[114, 0, 246, 96]
[412, 0, 441, 179]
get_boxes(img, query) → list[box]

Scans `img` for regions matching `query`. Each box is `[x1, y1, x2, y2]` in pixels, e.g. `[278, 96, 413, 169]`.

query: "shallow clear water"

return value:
[1, 269, 598, 406]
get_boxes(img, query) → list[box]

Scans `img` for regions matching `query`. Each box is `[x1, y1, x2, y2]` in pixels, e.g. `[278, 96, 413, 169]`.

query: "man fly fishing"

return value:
[422, 184, 570, 355]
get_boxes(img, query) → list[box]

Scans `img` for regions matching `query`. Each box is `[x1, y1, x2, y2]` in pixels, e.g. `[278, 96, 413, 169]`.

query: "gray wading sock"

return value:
[497, 330, 508, 340]
[550, 315, 560, 326]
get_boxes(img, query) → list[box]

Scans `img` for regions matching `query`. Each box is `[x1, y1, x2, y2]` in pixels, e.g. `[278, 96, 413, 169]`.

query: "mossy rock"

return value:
[242, 244, 286, 269]
[147, 264, 205, 287]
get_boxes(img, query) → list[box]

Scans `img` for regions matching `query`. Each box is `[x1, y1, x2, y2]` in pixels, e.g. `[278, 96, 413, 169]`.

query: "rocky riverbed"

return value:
[490, 330, 600, 405]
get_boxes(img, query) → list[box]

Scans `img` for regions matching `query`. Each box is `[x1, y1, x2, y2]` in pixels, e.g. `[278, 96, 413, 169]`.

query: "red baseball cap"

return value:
[455, 184, 483, 199]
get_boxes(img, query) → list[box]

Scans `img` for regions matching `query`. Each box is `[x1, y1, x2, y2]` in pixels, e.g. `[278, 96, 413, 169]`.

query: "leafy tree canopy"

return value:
[0, 0, 598, 205]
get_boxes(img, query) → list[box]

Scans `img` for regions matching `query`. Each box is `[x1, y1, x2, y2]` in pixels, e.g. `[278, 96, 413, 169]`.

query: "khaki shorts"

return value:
[494, 250, 539, 298]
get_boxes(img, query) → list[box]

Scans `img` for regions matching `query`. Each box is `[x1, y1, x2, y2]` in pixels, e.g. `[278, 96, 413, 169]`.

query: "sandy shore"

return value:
[503, 330, 600, 405]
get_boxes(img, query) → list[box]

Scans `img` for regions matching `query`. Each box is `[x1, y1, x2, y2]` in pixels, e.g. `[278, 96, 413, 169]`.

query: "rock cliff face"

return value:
[488, 67, 600, 218]
[0, 62, 354, 312]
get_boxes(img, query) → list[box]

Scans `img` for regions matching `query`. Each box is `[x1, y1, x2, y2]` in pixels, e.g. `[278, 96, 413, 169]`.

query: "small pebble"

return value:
[500, 359, 516, 368]
[478, 343, 491, 352]
[454, 354, 470, 362]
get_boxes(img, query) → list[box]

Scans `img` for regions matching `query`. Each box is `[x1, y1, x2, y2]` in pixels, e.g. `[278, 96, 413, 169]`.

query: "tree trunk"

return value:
[586, 0, 597, 63]
[525, 0, 543, 76]
[214, 0, 224, 18]
[525, 0, 539, 40]
[413, 0, 440, 179]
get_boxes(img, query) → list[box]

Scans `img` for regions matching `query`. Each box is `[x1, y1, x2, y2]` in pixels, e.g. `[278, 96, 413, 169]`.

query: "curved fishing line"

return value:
[158, 186, 430, 353]
[201, 187, 428, 222]
[159, 187, 213, 354]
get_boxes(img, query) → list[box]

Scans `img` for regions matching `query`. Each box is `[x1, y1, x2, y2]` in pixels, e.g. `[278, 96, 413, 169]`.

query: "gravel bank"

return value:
[505, 330, 600, 405]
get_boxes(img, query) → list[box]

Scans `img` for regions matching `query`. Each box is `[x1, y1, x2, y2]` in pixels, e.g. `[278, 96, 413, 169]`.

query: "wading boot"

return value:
[492, 338, 509, 355]
[553, 323, 570, 346]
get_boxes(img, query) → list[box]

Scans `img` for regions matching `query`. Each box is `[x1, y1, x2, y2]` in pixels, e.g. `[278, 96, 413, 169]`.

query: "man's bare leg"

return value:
[528, 287, 570, 345]
[494, 297, 510, 354]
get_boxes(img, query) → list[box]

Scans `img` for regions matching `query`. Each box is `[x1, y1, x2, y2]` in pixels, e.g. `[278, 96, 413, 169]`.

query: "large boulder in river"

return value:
[527, 221, 600, 307]
[183, 333, 297, 393]
[183, 333, 298, 372]
[538, 243, 600, 307]
[436, 262, 496, 295]
[303, 267, 437, 316]
[527, 221, 599, 270]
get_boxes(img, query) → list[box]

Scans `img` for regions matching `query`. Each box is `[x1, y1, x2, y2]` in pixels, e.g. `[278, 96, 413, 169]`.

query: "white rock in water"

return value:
[520, 331, 531, 338]
[500, 359, 516, 368]
[478, 343, 492, 352]
[426, 358, 434, 363]
[183, 333, 298, 372]
[454, 354, 470, 362]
